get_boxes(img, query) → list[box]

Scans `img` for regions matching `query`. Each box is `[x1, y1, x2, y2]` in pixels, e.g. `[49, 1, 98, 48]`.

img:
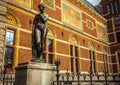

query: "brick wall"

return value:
[3, 0, 110, 73]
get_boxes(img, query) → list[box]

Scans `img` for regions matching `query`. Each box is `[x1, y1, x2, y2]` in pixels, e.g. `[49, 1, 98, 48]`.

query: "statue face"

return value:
[39, 6, 44, 11]
[38, 4, 45, 12]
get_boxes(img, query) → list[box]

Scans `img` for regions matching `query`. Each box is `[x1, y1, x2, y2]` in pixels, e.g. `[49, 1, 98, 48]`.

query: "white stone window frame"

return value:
[70, 44, 80, 73]
[69, 35, 80, 73]
[108, 4, 114, 14]
[45, 26, 56, 64]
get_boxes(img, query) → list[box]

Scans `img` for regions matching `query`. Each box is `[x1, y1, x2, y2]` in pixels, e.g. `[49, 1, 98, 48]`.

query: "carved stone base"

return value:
[15, 62, 56, 85]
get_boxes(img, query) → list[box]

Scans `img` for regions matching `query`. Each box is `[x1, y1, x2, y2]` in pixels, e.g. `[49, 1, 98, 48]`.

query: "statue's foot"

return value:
[31, 57, 46, 63]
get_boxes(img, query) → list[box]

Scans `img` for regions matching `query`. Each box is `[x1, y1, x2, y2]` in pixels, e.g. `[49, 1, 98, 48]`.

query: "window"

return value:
[44, 27, 55, 64]
[44, 39, 54, 64]
[114, 16, 120, 27]
[116, 0, 120, 12]
[118, 52, 120, 66]
[116, 32, 120, 43]
[5, 29, 15, 68]
[89, 50, 96, 74]
[112, 2, 117, 13]
[109, 4, 113, 14]
[103, 53, 108, 72]
[70, 45, 79, 73]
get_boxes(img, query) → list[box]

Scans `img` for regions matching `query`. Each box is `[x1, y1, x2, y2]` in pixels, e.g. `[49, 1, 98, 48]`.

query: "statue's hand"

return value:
[44, 14, 49, 20]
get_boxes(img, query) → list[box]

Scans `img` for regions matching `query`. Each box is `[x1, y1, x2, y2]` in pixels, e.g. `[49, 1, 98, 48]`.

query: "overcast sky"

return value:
[86, 0, 101, 6]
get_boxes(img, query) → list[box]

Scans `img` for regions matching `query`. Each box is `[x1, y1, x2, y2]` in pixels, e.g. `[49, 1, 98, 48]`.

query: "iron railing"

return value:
[54, 60, 120, 85]
[0, 61, 120, 85]
[0, 70, 15, 85]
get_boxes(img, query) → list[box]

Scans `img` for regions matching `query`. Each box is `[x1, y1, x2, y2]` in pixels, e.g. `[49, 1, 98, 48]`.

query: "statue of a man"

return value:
[32, 3, 49, 61]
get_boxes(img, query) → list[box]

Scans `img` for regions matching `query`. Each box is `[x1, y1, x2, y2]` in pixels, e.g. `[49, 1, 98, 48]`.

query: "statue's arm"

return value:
[33, 15, 37, 24]
[40, 14, 49, 23]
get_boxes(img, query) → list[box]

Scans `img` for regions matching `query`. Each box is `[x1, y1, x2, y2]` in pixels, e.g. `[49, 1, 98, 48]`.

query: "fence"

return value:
[53, 60, 120, 85]
[0, 61, 120, 85]
[0, 70, 15, 85]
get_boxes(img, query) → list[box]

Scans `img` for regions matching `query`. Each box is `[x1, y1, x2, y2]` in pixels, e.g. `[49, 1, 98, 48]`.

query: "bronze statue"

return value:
[32, 3, 49, 61]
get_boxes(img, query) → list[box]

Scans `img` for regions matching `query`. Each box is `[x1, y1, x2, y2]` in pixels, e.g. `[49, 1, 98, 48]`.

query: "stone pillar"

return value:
[15, 62, 56, 85]
[0, 0, 7, 72]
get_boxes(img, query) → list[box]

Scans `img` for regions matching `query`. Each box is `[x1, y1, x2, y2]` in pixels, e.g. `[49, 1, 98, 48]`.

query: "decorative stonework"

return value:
[48, 27, 55, 36]
[86, 20, 94, 30]
[10, 0, 31, 8]
[0, 48, 3, 53]
[62, 1, 82, 30]
[0, 41, 3, 47]
[42, 0, 55, 9]
[97, 24, 107, 41]
[0, 29, 5, 35]
[0, 36, 4, 41]
[103, 47, 107, 53]
[0, 0, 7, 71]
[6, 12, 18, 25]
[69, 36, 79, 44]
[89, 42, 95, 50]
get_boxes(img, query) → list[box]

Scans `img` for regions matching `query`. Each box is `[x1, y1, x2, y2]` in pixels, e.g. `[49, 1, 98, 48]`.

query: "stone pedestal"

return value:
[15, 62, 56, 85]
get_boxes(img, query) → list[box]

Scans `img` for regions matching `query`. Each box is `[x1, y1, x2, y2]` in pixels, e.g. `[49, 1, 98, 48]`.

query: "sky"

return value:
[86, 0, 101, 6]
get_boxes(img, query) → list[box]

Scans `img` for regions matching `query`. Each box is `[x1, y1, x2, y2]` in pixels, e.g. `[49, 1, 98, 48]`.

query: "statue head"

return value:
[38, 3, 46, 13]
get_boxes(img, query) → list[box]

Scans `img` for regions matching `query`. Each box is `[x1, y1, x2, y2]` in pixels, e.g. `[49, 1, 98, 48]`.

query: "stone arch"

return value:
[89, 42, 95, 50]
[6, 11, 20, 25]
[47, 25, 56, 37]
[103, 47, 108, 54]
[69, 34, 79, 44]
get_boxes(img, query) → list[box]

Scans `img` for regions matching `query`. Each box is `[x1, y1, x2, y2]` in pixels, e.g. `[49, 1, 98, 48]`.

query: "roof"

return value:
[81, 0, 102, 14]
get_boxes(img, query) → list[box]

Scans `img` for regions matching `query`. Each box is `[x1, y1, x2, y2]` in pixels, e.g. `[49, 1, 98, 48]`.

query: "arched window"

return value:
[44, 26, 55, 64]
[5, 12, 20, 71]
[103, 47, 109, 73]
[69, 35, 80, 73]
[89, 42, 96, 74]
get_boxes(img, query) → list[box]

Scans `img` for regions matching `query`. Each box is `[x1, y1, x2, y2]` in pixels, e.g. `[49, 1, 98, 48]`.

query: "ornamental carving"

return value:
[42, 0, 55, 9]
[48, 27, 55, 36]
[6, 12, 18, 25]
[11, 0, 31, 8]
[97, 24, 107, 41]
[69, 36, 78, 44]
[62, 2, 82, 30]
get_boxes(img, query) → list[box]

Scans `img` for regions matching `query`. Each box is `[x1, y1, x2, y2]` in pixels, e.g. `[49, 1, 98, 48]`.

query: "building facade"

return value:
[0, 0, 111, 74]
[0, 0, 7, 72]
[101, 0, 120, 73]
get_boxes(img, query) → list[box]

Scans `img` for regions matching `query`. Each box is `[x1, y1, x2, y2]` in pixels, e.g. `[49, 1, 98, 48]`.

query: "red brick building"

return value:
[0, 0, 112, 74]
[101, 0, 120, 73]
